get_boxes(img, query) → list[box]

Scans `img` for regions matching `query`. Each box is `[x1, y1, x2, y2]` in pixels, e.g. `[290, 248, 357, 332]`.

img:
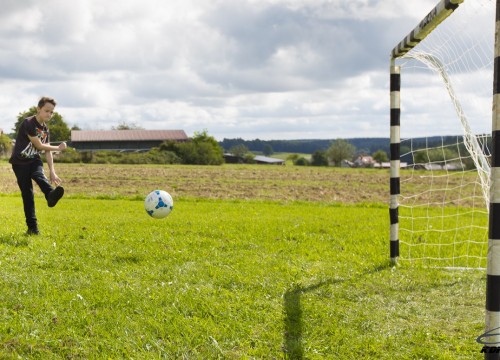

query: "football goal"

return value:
[389, 0, 493, 268]
[389, 0, 500, 356]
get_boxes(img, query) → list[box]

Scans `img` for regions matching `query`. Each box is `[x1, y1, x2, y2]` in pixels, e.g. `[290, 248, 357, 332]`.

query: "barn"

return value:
[70, 130, 189, 151]
[253, 155, 285, 165]
[223, 153, 286, 165]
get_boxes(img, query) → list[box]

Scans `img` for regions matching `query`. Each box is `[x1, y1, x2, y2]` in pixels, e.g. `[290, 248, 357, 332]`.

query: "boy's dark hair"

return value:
[37, 97, 57, 108]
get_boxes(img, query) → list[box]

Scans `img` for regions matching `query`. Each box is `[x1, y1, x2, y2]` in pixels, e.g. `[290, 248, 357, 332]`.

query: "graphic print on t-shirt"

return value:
[20, 127, 48, 159]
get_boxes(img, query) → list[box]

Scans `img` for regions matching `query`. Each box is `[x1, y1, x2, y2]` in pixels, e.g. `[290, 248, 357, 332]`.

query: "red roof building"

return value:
[70, 130, 189, 151]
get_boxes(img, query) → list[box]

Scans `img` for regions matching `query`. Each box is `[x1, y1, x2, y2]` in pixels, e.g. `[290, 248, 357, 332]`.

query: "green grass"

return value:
[398, 205, 489, 268]
[0, 193, 488, 359]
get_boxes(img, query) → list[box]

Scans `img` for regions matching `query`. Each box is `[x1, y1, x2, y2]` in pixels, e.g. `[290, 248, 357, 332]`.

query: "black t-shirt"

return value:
[9, 116, 50, 164]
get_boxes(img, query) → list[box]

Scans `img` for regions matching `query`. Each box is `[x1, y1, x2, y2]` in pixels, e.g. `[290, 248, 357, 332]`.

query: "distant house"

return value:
[253, 155, 285, 165]
[223, 153, 240, 164]
[223, 153, 286, 165]
[70, 130, 189, 151]
[353, 155, 375, 168]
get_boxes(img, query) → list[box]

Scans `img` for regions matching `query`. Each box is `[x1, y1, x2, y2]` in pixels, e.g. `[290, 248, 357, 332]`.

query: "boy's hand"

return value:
[50, 172, 62, 186]
[58, 142, 67, 151]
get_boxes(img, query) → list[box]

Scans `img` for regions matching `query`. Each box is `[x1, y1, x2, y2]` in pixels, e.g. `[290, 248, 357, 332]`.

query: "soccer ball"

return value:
[144, 190, 174, 219]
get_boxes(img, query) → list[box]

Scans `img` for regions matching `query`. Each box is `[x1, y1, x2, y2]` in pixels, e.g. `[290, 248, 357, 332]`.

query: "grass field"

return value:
[0, 162, 488, 359]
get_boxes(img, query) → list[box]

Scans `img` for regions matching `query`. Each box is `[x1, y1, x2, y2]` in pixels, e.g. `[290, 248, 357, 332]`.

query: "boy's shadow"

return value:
[283, 263, 389, 359]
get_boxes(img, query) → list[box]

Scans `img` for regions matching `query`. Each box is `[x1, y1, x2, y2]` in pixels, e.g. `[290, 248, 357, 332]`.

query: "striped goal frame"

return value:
[389, 0, 500, 357]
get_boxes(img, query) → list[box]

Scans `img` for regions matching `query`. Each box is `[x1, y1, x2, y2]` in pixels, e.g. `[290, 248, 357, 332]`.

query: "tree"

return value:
[326, 138, 356, 167]
[0, 133, 12, 157]
[13, 107, 37, 135]
[310, 150, 328, 166]
[243, 152, 255, 163]
[262, 144, 274, 156]
[413, 148, 458, 166]
[294, 157, 309, 166]
[372, 150, 388, 165]
[158, 129, 224, 165]
[112, 122, 144, 130]
[287, 154, 300, 164]
[48, 113, 71, 142]
[229, 144, 249, 158]
[13, 106, 70, 142]
[183, 130, 224, 165]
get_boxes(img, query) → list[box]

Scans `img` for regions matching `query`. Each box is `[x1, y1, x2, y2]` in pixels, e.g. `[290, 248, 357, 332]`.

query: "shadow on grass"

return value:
[282, 263, 389, 359]
[0, 233, 30, 247]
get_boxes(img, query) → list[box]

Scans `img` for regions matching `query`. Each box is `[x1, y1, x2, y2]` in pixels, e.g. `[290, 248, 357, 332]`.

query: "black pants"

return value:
[12, 159, 53, 229]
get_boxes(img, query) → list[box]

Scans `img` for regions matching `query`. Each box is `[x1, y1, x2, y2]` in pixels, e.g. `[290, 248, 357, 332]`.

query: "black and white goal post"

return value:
[389, 0, 464, 265]
[389, 62, 400, 265]
[484, 1, 500, 357]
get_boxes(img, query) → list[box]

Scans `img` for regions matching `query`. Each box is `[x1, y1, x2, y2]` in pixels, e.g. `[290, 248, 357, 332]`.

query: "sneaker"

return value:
[47, 186, 64, 208]
[27, 227, 40, 235]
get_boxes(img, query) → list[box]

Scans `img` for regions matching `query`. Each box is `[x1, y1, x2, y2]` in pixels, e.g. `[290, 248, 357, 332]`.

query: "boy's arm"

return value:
[29, 136, 67, 185]
[28, 135, 66, 152]
[45, 150, 62, 186]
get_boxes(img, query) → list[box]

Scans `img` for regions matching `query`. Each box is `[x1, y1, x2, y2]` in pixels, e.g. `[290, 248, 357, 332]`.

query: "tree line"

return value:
[1, 106, 485, 167]
[220, 137, 391, 155]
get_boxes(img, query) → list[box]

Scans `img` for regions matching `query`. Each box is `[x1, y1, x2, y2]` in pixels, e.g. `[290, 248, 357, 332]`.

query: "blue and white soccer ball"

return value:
[144, 190, 174, 219]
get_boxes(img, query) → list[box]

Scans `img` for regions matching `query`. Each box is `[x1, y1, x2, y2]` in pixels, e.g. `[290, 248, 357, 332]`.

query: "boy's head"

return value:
[36, 97, 57, 123]
[37, 96, 56, 108]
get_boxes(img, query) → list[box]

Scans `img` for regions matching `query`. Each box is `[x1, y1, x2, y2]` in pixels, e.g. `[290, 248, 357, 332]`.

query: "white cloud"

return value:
[0, 0, 494, 140]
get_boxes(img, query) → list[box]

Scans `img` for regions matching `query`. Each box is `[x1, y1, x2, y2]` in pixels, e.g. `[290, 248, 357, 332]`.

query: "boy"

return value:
[9, 97, 68, 235]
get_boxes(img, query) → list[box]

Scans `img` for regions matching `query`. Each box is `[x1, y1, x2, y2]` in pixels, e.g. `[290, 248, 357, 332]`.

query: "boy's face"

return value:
[36, 103, 55, 123]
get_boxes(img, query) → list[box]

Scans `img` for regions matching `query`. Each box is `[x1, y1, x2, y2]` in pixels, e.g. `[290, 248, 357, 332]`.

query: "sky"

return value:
[0, 0, 494, 140]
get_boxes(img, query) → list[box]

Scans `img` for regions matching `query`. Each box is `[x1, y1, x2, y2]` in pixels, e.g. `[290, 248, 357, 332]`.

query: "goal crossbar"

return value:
[391, 0, 463, 59]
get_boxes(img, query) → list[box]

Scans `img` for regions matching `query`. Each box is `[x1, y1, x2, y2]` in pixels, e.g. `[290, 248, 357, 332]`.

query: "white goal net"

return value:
[392, 0, 494, 268]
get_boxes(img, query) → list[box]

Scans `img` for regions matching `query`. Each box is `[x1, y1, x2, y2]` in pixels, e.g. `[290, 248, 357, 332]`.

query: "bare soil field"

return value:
[0, 162, 390, 204]
[1, 162, 484, 206]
